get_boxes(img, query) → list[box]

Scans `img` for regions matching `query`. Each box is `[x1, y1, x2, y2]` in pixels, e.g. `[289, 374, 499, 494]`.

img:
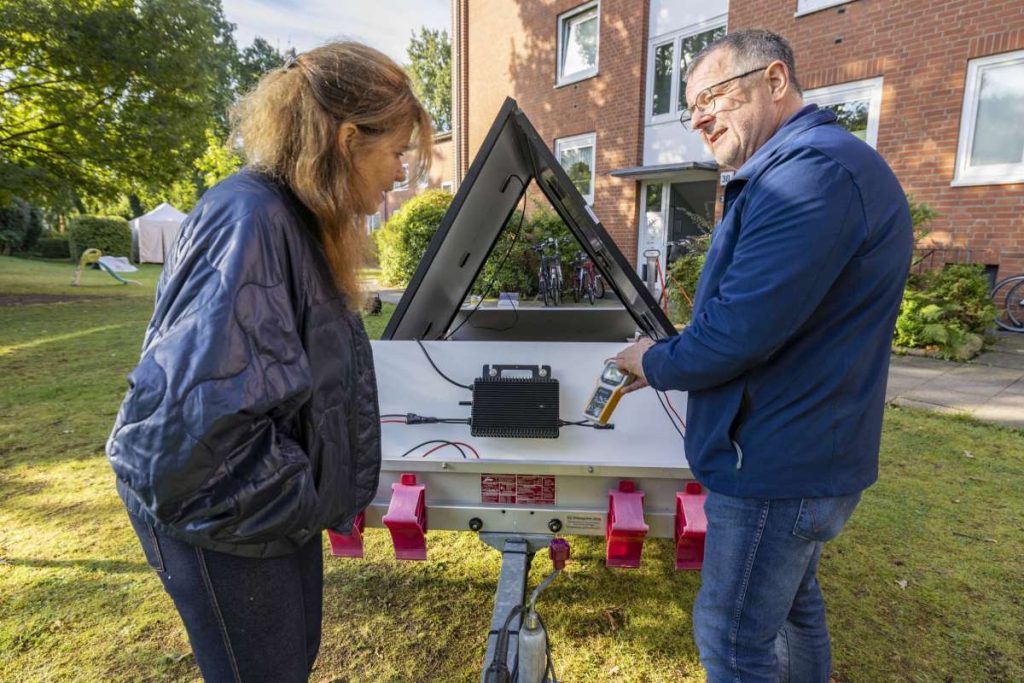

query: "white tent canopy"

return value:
[130, 202, 187, 263]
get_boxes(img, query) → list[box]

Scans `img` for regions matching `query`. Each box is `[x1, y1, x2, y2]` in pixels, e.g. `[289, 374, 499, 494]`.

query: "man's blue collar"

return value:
[733, 104, 838, 181]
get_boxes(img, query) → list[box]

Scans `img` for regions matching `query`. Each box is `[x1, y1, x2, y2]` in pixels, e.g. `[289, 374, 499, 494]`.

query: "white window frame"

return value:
[645, 16, 727, 125]
[441, 181, 454, 193]
[795, 0, 856, 17]
[366, 212, 382, 233]
[804, 76, 883, 148]
[953, 50, 1024, 187]
[556, 1, 600, 86]
[555, 132, 597, 205]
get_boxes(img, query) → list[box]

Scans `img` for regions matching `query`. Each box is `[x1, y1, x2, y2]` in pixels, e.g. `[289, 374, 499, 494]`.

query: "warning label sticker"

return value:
[481, 474, 556, 505]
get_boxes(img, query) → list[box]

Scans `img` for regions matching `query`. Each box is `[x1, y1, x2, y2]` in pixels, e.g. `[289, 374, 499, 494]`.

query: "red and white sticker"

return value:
[481, 474, 556, 505]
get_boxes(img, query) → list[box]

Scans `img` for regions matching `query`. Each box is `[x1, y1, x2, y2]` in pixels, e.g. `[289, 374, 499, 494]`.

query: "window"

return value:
[647, 23, 726, 123]
[954, 51, 1024, 186]
[804, 77, 883, 148]
[796, 0, 855, 16]
[555, 133, 596, 204]
[393, 162, 409, 191]
[366, 212, 382, 233]
[557, 2, 599, 85]
[441, 181, 454, 193]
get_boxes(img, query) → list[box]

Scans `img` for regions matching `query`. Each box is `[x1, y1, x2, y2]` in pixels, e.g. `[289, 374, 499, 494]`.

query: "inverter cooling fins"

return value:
[471, 365, 560, 438]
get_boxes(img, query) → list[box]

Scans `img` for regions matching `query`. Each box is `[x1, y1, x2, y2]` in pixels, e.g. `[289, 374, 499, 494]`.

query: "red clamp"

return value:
[382, 473, 427, 560]
[605, 480, 649, 569]
[549, 538, 571, 570]
[675, 482, 708, 570]
[327, 512, 365, 558]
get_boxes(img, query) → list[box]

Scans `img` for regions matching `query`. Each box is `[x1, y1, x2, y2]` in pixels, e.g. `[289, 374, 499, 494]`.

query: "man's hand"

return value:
[612, 337, 655, 395]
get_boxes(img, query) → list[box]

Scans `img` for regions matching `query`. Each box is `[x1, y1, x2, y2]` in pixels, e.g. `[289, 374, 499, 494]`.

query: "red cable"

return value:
[661, 391, 686, 429]
[380, 419, 407, 424]
[420, 441, 481, 459]
[655, 258, 669, 314]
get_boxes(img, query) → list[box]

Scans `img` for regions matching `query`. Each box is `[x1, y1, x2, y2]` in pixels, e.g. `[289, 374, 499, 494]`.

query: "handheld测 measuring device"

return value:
[583, 361, 636, 425]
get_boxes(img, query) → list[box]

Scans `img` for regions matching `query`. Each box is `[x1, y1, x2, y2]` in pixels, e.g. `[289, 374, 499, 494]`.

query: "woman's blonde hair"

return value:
[232, 41, 433, 305]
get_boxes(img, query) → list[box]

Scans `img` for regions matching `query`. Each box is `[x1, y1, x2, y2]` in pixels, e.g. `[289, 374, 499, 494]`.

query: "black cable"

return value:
[415, 338, 472, 390]
[655, 390, 686, 441]
[445, 176, 529, 339]
[398, 439, 468, 459]
[558, 419, 614, 430]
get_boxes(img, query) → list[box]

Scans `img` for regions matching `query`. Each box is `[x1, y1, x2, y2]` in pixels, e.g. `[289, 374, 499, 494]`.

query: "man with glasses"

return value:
[615, 30, 911, 682]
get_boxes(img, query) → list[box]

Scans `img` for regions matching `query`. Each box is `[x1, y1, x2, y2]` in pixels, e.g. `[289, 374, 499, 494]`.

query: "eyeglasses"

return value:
[679, 66, 769, 129]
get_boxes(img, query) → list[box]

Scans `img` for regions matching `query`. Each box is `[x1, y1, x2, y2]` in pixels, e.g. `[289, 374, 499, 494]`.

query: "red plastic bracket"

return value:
[327, 512, 365, 558]
[675, 481, 707, 570]
[605, 480, 649, 569]
[382, 473, 427, 560]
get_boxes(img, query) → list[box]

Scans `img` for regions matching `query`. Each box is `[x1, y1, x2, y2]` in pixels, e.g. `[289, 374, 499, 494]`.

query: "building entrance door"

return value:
[638, 179, 716, 293]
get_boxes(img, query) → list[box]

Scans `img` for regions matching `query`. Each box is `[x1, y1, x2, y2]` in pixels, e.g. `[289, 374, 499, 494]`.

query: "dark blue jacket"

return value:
[107, 171, 382, 558]
[643, 106, 912, 498]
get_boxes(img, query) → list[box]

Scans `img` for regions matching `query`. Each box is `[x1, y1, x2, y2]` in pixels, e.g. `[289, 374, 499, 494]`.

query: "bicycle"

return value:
[530, 237, 565, 307]
[991, 273, 1024, 333]
[569, 251, 605, 304]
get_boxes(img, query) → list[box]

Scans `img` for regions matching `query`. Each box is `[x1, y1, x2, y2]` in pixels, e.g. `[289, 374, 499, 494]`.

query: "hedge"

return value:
[67, 215, 132, 262]
[37, 235, 71, 260]
[473, 207, 574, 297]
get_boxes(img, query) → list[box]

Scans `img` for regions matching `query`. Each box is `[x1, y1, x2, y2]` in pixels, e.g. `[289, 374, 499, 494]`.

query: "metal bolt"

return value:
[548, 518, 563, 533]
[468, 517, 483, 532]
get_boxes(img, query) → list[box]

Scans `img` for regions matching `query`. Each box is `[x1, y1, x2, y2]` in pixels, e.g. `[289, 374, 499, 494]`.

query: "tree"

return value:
[406, 28, 451, 133]
[0, 0, 238, 208]
[235, 37, 285, 97]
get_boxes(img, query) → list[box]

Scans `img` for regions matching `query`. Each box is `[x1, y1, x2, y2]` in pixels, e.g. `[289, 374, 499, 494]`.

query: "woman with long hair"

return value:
[106, 42, 432, 682]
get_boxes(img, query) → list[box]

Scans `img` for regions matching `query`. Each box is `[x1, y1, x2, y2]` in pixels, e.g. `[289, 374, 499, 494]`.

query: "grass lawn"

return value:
[1, 255, 1022, 682]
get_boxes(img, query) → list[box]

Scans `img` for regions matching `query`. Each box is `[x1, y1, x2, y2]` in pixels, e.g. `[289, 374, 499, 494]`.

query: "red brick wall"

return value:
[728, 0, 1024, 279]
[463, 0, 649, 261]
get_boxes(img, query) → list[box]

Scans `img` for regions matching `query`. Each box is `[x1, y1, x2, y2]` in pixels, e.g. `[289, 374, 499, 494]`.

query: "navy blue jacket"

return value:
[107, 171, 382, 558]
[643, 106, 912, 498]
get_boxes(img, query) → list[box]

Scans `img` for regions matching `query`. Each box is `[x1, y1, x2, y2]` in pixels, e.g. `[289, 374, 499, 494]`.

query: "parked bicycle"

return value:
[530, 237, 566, 307]
[569, 250, 605, 304]
[992, 273, 1024, 333]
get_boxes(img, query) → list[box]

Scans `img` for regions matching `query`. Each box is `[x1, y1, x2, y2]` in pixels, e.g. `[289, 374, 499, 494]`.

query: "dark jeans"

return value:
[693, 491, 861, 683]
[127, 511, 323, 683]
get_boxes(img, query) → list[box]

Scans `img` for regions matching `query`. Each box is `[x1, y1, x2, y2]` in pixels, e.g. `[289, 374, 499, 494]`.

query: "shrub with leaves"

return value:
[66, 215, 132, 261]
[374, 190, 452, 286]
[36, 234, 71, 260]
[666, 234, 712, 324]
[895, 265, 997, 360]
[473, 206, 574, 297]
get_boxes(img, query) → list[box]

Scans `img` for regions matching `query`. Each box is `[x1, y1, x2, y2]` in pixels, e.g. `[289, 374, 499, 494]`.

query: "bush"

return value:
[22, 206, 45, 252]
[67, 215, 132, 262]
[374, 190, 452, 286]
[473, 207, 574, 297]
[895, 264, 996, 360]
[0, 197, 32, 255]
[666, 234, 712, 324]
[36, 235, 71, 260]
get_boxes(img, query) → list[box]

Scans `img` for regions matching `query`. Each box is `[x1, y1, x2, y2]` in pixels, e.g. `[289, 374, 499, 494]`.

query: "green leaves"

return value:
[0, 0, 237, 208]
[406, 28, 451, 133]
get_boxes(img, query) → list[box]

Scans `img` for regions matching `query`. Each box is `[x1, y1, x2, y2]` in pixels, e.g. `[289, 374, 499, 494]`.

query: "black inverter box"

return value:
[471, 365, 559, 438]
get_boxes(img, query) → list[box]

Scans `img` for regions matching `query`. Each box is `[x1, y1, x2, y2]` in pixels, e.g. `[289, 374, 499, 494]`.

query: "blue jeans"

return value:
[693, 491, 861, 683]
[127, 511, 323, 682]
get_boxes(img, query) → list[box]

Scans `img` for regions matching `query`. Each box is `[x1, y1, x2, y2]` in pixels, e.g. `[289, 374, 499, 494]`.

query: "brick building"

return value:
[451, 0, 1024, 281]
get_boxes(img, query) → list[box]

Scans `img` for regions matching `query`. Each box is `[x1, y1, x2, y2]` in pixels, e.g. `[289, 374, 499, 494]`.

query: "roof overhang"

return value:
[609, 161, 719, 182]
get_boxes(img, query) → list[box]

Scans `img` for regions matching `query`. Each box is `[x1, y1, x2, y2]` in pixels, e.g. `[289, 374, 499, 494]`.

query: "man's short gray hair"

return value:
[686, 29, 802, 95]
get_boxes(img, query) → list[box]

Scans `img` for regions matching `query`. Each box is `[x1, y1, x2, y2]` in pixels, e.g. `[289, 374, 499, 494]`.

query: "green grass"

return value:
[1, 255, 1022, 682]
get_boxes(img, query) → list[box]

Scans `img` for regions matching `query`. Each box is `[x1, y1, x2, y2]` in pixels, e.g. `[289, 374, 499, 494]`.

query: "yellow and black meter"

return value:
[583, 361, 635, 425]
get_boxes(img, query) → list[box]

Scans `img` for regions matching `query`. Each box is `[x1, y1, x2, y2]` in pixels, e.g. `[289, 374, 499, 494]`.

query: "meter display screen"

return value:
[601, 363, 625, 385]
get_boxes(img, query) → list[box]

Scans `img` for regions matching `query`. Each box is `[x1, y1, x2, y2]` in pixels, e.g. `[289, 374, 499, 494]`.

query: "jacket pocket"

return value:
[728, 383, 751, 470]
